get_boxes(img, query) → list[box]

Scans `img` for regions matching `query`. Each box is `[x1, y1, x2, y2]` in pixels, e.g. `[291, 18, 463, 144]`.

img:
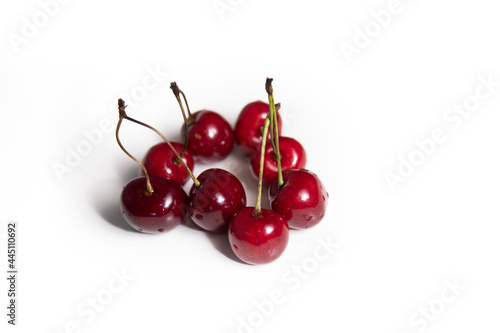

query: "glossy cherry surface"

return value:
[188, 168, 246, 233]
[268, 169, 328, 229]
[120, 177, 188, 234]
[141, 141, 194, 186]
[234, 101, 282, 154]
[250, 136, 306, 186]
[181, 110, 234, 163]
[228, 207, 289, 265]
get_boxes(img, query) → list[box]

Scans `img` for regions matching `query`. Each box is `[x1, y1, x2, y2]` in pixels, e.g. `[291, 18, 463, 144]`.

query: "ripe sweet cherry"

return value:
[250, 136, 306, 186]
[235, 101, 282, 154]
[171, 82, 234, 163]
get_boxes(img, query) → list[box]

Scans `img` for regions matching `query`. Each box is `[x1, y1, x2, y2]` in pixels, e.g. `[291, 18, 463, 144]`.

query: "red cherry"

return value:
[141, 142, 194, 186]
[268, 169, 328, 229]
[188, 168, 246, 233]
[120, 177, 188, 234]
[181, 110, 234, 163]
[250, 136, 306, 186]
[228, 207, 289, 264]
[234, 101, 282, 154]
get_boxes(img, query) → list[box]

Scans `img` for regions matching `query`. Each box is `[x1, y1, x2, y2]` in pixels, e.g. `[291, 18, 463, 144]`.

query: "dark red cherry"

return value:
[228, 207, 289, 264]
[181, 110, 234, 163]
[141, 142, 194, 186]
[268, 169, 328, 229]
[234, 101, 282, 154]
[250, 136, 306, 186]
[120, 177, 188, 234]
[188, 168, 246, 233]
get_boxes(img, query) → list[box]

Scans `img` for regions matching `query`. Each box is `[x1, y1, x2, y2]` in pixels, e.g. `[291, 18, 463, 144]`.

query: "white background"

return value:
[1, 0, 500, 332]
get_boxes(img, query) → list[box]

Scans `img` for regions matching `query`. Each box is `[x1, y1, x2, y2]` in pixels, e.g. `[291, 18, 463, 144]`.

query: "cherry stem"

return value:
[117, 98, 201, 188]
[266, 78, 284, 187]
[269, 102, 280, 155]
[116, 100, 154, 196]
[254, 114, 271, 216]
[170, 82, 191, 156]
[180, 90, 193, 123]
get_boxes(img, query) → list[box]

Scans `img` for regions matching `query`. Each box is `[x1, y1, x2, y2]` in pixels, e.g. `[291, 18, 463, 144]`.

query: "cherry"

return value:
[250, 136, 306, 186]
[181, 110, 234, 163]
[121, 177, 187, 233]
[115, 99, 188, 234]
[171, 82, 234, 163]
[188, 168, 246, 233]
[234, 101, 282, 154]
[228, 83, 289, 264]
[141, 141, 194, 186]
[268, 169, 328, 229]
[228, 207, 289, 264]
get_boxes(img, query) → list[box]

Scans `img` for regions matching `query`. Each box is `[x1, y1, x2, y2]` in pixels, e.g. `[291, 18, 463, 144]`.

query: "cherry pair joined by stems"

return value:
[141, 83, 197, 186]
[171, 82, 234, 164]
[263, 79, 329, 229]
[237, 96, 307, 186]
[169, 83, 247, 232]
[228, 79, 291, 265]
[116, 99, 188, 234]
[168, 82, 246, 232]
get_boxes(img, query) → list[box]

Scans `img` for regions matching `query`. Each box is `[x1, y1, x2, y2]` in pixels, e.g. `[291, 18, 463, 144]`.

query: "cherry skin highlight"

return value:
[120, 176, 188, 234]
[141, 141, 194, 186]
[228, 207, 289, 265]
[181, 110, 234, 163]
[250, 136, 306, 186]
[234, 101, 282, 154]
[188, 168, 246, 233]
[268, 169, 328, 229]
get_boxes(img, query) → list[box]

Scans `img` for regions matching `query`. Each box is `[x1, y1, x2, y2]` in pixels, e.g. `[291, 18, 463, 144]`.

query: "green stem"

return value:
[254, 115, 271, 216]
[266, 78, 284, 187]
[269, 101, 275, 153]
[269, 102, 281, 154]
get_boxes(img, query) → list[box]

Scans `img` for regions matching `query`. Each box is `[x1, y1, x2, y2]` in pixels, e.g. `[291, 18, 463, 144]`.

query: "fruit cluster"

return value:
[116, 78, 328, 265]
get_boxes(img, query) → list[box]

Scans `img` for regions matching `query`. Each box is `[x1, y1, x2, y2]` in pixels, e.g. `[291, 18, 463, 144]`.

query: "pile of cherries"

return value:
[116, 78, 328, 265]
